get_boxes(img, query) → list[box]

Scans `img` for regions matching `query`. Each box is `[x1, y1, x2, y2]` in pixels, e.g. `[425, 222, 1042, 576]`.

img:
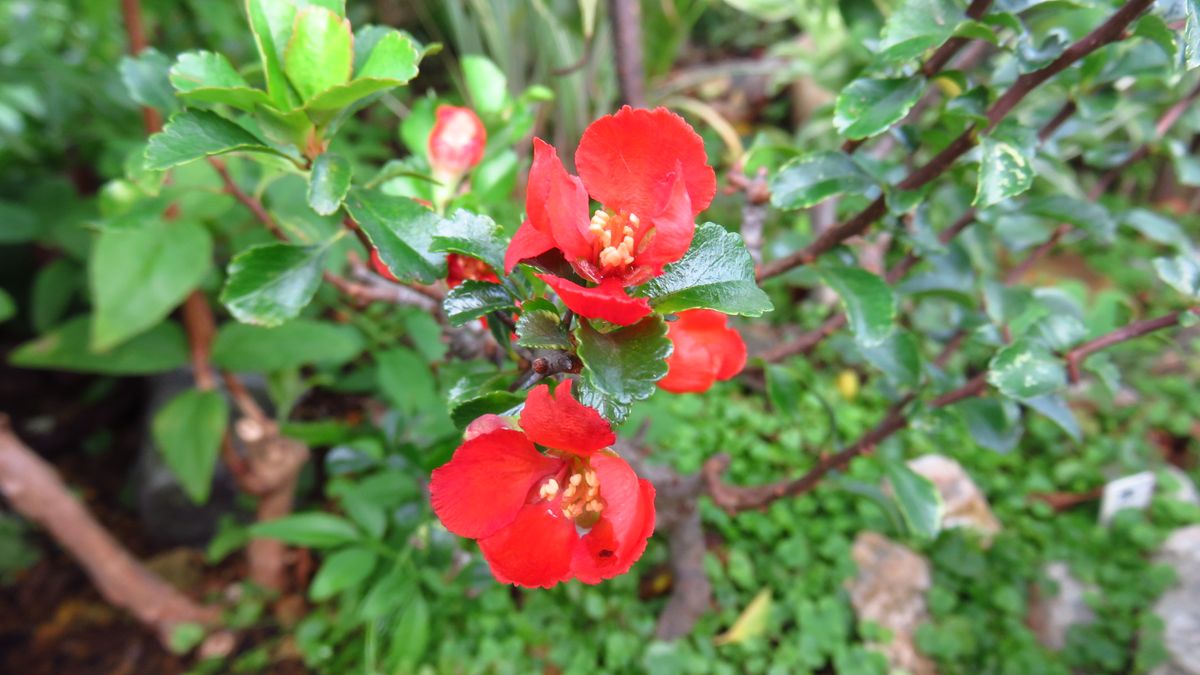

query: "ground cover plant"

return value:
[0, 0, 1198, 672]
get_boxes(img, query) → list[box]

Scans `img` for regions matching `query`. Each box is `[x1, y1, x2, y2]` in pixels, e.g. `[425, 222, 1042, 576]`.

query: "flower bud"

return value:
[428, 105, 486, 175]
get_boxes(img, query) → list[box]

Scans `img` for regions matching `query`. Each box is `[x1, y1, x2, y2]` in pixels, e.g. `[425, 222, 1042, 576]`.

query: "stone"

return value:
[907, 454, 1002, 544]
[846, 532, 937, 675]
[1150, 526, 1200, 675]
[1027, 562, 1096, 651]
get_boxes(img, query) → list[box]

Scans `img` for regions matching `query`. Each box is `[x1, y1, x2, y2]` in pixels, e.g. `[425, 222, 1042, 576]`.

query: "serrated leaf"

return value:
[310, 547, 377, 601]
[221, 241, 331, 326]
[958, 397, 1023, 453]
[90, 220, 212, 350]
[879, 0, 964, 62]
[860, 329, 921, 387]
[306, 31, 422, 111]
[430, 210, 507, 274]
[343, 189, 446, 284]
[1153, 254, 1200, 298]
[575, 316, 671, 424]
[987, 340, 1067, 399]
[212, 319, 364, 372]
[443, 281, 513, 326]
[633, 222, 772, 316]
[249, 512, 362, 548]
[10, 316, 189, 375]
[169, 50, 271, 110]
[886, 460, 943, 539]
[284, 6, 353, 102]
[1021, 394, 1081, 441]
[120, 49, 178, 114]
[770, 152, 875, 210]
[152, 390, 228, 504]
[516, 302, 572, 351]
[817, 265, 896, 348]
[308, 152, 352, 216]
[975, 136, 1035, 207]
[144, 110, 283, 170]
[834, 77, 925, 140]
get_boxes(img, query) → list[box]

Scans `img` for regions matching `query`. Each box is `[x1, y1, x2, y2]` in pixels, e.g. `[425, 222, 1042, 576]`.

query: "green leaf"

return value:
[515, 300, 572, 350]
[0, 200, 38, 244]
[119, 49, 178, 114]
[817, 265, 896, 348]
[0, 289, 14, 324]
[833, 77, 925, 140]
[212, 319, 364, 372]
[879, 0, 964, 62]
[307, 152, 352, 216]
[885, 460, 942, 539]
[633, 222, 773, 316]
[309, 547, 377, 601]
[765, 365, 803, 417]
[462, 54, 508, 116]
[1122, 209, 1194, 253]
[305, 31, 422, 111]
[860, 329, 921, 387]
[9, 316, 189, 375]
[376, 347, 436, 415]
[343, 189, 446, 283]
[249, 512, 361, 548]
[388, 592, 430, 669]
[1185, 0, 1200, 70]
[1153, 254, 1200, 298]
[220, 241, 331, 326]
[1021, 394, 1081, 441]
[957, 397, 1023, 453]
[144, 110, 282, 170]
[450, 391, 525, 429]
[361, 567, 416, 621]
[245, 0, 301, 108]
[443, 281, 513, 326]
[169, 51, 271, 110]
[1025, 196, 1115, 239]
[430, 210, 507, 274]
[575, 316, 672, 424]
[974, 136, 1035, 207]
[284, 6, 353, 102]
[90, 220, 212, 351]
[987, 340, 1067, 399]
[152, 390, 229, 504]
[769, 152, 875, 210]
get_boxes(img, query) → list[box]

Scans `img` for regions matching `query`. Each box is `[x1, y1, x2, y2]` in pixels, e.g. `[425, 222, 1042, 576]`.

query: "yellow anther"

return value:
[538, 478, 559, 500]
[628, 213, 640, 226]
[584, 471, 597, 487]
[586, 499, 603, 512]
[570, 474, 583, 486]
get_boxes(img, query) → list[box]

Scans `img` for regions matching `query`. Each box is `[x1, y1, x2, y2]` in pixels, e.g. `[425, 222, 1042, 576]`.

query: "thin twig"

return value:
[609, 0, 645, 106]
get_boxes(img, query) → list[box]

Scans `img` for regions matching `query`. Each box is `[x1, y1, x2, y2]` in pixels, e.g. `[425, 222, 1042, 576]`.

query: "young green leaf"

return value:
[885, 460, 943, 539]
[211, 319, 364, 372]
[89, 220, 212, 351]
[307, 152, 352, 216]
[987, 340, 1067, 399]
[220, 242, 331, 326]
[817, 265, 896, 348]
[834, 77, 925, 140]
[119, 49, 178, 114]
[306, 31, 422, 111]
[10, 316, 189, 375]
[309, 547, 377, 600]
[169, 51, 271, 110]
[443, 281, 514, 326]
[974, 136, 1035, 207]
[878, 0, 964, 62]
[152, 390, 229, 504]
[283, 6, 353, 102]
[144, 110, 283, 170]
[343, 189, 446, 284]
[462, 55, 508, 116]
[245, 0, 302, 108]
[430, 210, 508, 274]
[633, 222, 773, 317]
[770, 152, 875, 210]
[575, 316, 672, 424]
[515, 300, 572, 351]
[249, 513, 362, 548]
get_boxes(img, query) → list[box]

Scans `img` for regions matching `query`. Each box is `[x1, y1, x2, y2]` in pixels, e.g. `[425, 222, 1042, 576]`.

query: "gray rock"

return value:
[907, 454, 1002, 545]
[846, 531, 937, 675]
[1027, 562, 1096, 651]
[1150, 526, 1200, 675]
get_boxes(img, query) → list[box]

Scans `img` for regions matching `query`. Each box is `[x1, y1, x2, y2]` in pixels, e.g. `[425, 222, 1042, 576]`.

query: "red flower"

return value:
[428, 106, 487, 174]
[504, 107, 716, 326]
[429, 383, 656, 588]
[658, 310, 747, 393]
[446, 253, 500, 289]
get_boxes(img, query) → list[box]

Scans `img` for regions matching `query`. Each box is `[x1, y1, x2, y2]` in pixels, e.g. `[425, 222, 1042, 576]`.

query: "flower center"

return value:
[536, 462, 604, 525]
[589, 209, 640, 271]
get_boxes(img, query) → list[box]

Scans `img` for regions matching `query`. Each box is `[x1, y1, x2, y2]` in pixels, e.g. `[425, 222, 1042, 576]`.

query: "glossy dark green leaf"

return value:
[818, 265, 895, 348]
[1021, 394, 1081, 441]
[9, 316, 189, 375]
[770, 152, 874, 210]
[249, 512, 362, 548]
[144, 110, 282, 170]
[306, 31, 421, 110]
[307, 152, 352, 216]
[1153, 254, 1200, 298]
[443, 281, 513, 326]
[430, 210, 507, 274]
[575, 316, 671, 424]
[343, 189, 446, 284]
[958, 397, 1023, 453]
[878, 0, 963, 61]
[309, 547, 377, 601]
[515, 300, 572, 350]
[283, 6, 353, 102]
[169, 51, 271, 110]
[450, 391, 525, 428]
[633, 222, 773, 316]
[152, 390, 228, 504]
[211, 319, 364, 372]
[987, 340, 1067, 399]
[220, 241, 331, 326]
[834, 76, 925, 140]
[90, 220, 212, 350]
[885, 460, 942, 539]
[974, 136, 1035, 207]
[119, 49, 178, 114]
[860, 329, 921, 387]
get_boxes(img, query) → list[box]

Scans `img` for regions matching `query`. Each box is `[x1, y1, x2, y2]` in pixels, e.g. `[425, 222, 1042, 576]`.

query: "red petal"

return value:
[519, 382, 614, 456]
[527, 139, 593, 261]
[463, 414, 511, 440]
[428, 105, 487, 174]
[429, 429, 560, 539]
[575, 107, 716, 217]
[658, 310, 747, 393]
[537, 274, 652, 326]
[478, 502, 577, 588]
[504, 220, 556, 273]
[570, 452, 656, 584]
[632, 170, 695, 277]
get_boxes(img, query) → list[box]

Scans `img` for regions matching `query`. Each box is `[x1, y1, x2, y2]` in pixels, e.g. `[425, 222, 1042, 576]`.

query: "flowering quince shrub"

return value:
[3, 0, 1200, 672]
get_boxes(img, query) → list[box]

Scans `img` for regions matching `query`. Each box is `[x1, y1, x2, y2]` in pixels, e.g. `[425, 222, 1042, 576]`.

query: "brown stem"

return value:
[609, 0, 645, 107]
[1064, 308, 1197, 382]
[0, 417, 218, 640]
[208, 158, 288, 241]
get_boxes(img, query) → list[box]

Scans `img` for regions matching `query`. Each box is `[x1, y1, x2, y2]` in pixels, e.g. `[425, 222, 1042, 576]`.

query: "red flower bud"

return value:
[428, 105, 487, 174]
[658, 310, 747, 394]
[446, 253, 500, 289]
